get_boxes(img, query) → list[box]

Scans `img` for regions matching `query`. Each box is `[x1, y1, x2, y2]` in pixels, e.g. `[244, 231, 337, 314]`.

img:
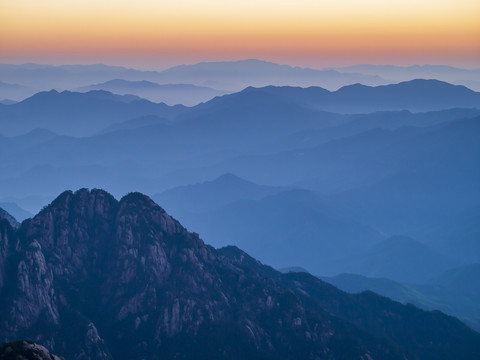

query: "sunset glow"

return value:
[1, 0, 479, 67]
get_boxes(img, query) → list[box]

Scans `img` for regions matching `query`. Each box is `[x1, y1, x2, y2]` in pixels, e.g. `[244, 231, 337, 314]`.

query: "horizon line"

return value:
[1, 58, 480, 72]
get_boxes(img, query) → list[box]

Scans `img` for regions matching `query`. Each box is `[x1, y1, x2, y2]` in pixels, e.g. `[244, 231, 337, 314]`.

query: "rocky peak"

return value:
[0, 340, 65, 360]
[1, 189, 480, 360]
[116, 191, 187, 241]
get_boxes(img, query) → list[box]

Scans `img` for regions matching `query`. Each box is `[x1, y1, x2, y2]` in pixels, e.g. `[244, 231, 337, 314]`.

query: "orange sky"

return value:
[0, 0, 479, 68]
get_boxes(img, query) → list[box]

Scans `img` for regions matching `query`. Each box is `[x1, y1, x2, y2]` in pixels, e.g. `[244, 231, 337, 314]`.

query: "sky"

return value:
[0, 0, 479, 69]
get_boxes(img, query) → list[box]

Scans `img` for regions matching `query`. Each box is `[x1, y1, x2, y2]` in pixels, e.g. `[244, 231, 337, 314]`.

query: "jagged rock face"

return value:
[0, 220, 12, 292]
[9, 240, 59, 332]
[0, 340, 65, 360]
[1, 189, 480, 360]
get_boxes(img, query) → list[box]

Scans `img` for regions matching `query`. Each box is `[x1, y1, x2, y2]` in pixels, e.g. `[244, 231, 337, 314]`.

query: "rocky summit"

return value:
[0, 189, 479, 359]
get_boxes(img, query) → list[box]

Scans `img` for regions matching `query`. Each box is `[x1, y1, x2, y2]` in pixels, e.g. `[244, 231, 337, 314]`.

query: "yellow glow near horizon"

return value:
[0, 0, 479, 67]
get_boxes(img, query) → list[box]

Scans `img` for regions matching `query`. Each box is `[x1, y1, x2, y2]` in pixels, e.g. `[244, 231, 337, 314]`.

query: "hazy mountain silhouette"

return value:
[323, 263, 480, 331]
[156, 59, 387, 91]
[75, 79, 227, 105]
[0, 63, 142, 91]
[0, 82, 478, 274]
[208, 118, 479, 245]
[0, 60, 387, 93]
[155, 175, 460, 281]
[171, 188, 382, 275]
[3, 61, 479, 96]
[0, 206, 19, 228]
[0, 96, 478, 247]
[322, 117, 480, 239]
[153, 173, 288, 214]
[0, 99, 18, 105]
[333, 64, 480, 91]
[0, 90, 187, 136]
[0, 202, 32, 222]
[2, 80, 477, 138]
[98, 115, 170, 134]
[343, 236, 456, 283]
[0, 81, 36, 102]
[424, 206, 480, 264]
[258, 108, 480, 153]
[235, 80, 480, 113]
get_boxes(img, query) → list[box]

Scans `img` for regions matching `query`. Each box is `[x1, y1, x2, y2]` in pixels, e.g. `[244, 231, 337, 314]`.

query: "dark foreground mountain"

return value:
[1, 189, 479, 360]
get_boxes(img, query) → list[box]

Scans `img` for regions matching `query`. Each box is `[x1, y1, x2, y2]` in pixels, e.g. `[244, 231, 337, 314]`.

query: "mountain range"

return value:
[154, 178, 382, 276]
[1, 189, 479, 359]
[0, 60, 387, 95]
[75, 79, 227, 106]
[153, 175, 463, 281]
[1, 79, 478, 137]
[3, 61, 479, 100]
[0, 79, 478, 279]
[1, 63, 479, 359]
[332, 64, 480, 91]
[0, 90, 187, 136]
[322, 263, 480, 331]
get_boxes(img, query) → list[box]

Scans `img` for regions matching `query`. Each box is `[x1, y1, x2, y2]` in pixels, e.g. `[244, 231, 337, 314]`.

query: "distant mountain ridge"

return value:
[0, 89, 187, 136]
[0, 207, 19, 228]
[1, 79, 477, 137]
[332, 64, 480, 91]
[0, 80, 478, 280]
[0, 81, 36, 102]
[75, 79, 227, 106]
[159, 183, 384, 275]
[153, 173, 289, 214]
[322, 263, 480, 331]
[235, 80, 480, 113]
[0, 60, 387, 93]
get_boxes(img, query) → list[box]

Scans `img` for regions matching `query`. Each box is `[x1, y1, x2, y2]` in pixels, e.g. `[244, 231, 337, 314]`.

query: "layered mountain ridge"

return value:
[1, 189, 479, 359]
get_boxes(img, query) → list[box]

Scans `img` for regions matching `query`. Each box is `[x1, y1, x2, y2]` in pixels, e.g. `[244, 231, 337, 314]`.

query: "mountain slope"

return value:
[1, 189, 479, 359]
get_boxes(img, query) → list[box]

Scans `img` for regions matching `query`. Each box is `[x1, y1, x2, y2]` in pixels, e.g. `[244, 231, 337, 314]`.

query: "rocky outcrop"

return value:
[0, 340, 65, 360]
[1, 189, 479, 360]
